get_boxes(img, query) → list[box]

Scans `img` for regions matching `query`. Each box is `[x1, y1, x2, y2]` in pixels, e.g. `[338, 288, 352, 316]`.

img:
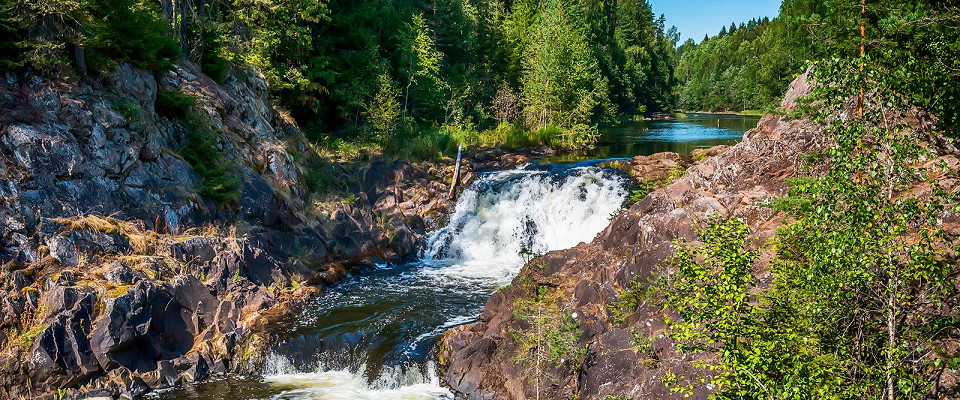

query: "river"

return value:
[159, 113, 759, 400]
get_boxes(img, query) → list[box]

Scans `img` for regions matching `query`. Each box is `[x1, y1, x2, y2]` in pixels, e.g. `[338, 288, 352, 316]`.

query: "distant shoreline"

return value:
[684, 110, 767, 116]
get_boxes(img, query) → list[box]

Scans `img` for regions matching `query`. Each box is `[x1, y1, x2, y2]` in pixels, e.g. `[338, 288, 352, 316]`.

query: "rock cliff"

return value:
[0, 61, 490, 399]
[439, 72, 960, 399]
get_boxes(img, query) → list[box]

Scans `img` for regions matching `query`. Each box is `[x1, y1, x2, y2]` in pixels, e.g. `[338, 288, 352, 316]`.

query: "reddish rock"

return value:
[438, 71, 829, 400]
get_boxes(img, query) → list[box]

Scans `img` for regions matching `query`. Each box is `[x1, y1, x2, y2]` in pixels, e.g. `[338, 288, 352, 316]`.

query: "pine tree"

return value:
[521, 0, 608, 129]
[399, 13, 448, 122]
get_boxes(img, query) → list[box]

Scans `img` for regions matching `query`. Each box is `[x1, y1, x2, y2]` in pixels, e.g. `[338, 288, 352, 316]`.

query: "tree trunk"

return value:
[404, 51, 413, 120]
[161, 0, 173, 20]
[73, 44, 87, 77]
[73, 22, 87, 77]
[179, 0, 189, 53]
[887, 279, 896, 400]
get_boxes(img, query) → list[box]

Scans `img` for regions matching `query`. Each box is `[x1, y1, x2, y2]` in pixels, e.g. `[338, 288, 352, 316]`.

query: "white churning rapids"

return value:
[421, 166, 629, 284]
[258, 165, 628, 399]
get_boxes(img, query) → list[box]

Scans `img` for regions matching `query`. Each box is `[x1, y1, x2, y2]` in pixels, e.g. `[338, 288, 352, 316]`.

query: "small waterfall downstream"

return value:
[164, 165, 628, 400]
[422, 166, 629, 283]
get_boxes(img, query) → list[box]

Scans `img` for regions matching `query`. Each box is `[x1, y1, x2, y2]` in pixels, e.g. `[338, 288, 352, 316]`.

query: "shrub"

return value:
[156, 86, 238, 204]
[111, 97, 142, 124]
[180, 116, 239, 204]
[19, 325, 44, 349]
[155, 88, 196, 120]
[303, 160, 335, 195]
[628, 179, 658, 204]
[554, 123, 599, 149]
[0, 0, 28, 70]
[84, 0, 181, 73]
[607, 277, 649, 325]
[198, 22, 230, 84]
[509, 285, 588, 392]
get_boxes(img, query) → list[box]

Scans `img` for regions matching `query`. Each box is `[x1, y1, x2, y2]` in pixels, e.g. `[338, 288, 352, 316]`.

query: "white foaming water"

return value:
[258, 165, 627, 399]
[422, 166, 628, 284]
[263, 353, 453, 400]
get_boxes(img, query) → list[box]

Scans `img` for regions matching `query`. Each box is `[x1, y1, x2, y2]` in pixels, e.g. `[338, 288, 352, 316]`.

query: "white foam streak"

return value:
[262, 354, 452, 400]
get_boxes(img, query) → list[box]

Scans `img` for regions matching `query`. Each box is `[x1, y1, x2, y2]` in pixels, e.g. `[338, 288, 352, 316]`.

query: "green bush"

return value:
[0, 0, 28, 70]
[155, 88, 196, 120]
[84, 0, 181, 73]
[111, 97, 142, 124]
[628, 179, 659, 204]
[156, 86, 238, 204]
[199, 22, 230, 84]
[179, 115, 239, 204]
[509, 285, 588, 390]
[607, 277, 649, 325]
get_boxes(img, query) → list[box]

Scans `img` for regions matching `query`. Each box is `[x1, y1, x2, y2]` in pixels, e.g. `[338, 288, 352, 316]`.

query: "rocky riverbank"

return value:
[438, 72, 960, 399]
[0, 61, 531, 399]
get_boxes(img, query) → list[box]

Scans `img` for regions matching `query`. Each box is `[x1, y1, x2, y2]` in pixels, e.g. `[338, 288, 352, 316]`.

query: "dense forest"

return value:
[675, 0, 960, 132]
[1, 0, 958, 148]
[0, 0, 679, 157]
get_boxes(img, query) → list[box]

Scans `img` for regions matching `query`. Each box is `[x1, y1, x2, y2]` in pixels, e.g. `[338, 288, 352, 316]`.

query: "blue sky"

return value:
[651, 0, 783, 43]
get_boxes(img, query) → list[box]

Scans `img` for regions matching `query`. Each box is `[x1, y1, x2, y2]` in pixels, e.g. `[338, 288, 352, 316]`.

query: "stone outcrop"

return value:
[439, 72, 960, 399]
[0, 61, 491, 399]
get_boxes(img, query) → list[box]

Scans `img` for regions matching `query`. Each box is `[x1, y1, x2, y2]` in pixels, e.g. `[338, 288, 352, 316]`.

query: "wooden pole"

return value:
[448, 143, 463, 200]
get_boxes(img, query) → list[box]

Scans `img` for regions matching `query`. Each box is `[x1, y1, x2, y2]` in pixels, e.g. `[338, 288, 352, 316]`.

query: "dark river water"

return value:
[158, 114, 757, 400]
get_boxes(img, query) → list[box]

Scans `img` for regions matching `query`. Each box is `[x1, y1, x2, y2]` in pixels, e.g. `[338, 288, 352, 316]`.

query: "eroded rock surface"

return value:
[439, 72, 960, 399]
[0, 62, 476, 399]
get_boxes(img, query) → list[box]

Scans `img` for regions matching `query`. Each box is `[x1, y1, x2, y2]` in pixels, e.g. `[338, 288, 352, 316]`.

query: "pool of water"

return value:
[541, 113, 760, 164]
[160, 165, 630, 400]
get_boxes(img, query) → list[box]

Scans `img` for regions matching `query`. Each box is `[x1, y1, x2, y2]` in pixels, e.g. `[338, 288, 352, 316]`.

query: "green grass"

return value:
[111, 97, 142, 124]
[17, 323, 47, 350]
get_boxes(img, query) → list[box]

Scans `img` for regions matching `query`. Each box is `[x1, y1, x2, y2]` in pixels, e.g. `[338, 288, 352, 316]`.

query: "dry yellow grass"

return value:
[104, 284, 133, 299]
[276, 107, 299, 129]
[51, 214, 160, 255]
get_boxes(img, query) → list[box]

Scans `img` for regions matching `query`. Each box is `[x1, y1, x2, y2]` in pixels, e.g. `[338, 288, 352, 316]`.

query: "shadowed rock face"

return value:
[438, 72, 960, 399]
[0, 61, 494, 399]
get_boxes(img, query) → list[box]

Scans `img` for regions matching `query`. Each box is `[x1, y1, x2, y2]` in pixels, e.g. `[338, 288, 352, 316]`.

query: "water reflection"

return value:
[542, 113, 761, 163]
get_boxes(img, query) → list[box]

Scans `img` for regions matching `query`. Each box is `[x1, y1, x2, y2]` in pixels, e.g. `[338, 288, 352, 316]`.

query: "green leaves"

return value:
[660, 218, 758, 353]
[398, 13, 449, 122]
[660, 53, 958, 395]
[520, 0, 609, 129]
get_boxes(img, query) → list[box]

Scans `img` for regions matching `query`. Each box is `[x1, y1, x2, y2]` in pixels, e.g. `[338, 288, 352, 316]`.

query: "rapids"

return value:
[160, 165, 627, 400]
[162, 114, 755, 400]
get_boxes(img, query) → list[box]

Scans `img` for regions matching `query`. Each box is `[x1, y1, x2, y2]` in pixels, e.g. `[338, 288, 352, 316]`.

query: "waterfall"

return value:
[421, 166, 628, 284]
[249, 165, 628, 400]
[261, 353, 452, 400]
